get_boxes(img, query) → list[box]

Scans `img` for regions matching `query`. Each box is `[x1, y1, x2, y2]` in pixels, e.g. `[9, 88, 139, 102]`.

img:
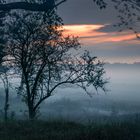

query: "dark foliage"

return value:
[0, 119, 140, 140]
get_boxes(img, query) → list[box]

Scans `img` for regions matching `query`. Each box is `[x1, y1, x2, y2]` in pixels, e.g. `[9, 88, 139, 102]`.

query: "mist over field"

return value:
[1, 1, 140, 140]
[0, 63, 139, 121]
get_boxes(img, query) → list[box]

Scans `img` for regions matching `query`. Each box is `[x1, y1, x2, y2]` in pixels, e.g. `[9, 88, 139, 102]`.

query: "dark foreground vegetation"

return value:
[0, 118, 140, 140]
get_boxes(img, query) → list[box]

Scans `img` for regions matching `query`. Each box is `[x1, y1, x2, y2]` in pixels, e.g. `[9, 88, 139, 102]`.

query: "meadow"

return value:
[0, 116, 140, 140]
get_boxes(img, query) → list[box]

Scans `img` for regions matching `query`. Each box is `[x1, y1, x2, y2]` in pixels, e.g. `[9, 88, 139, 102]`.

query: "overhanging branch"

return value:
[0, 1, 66, 12]
[0, 2, 49, 12]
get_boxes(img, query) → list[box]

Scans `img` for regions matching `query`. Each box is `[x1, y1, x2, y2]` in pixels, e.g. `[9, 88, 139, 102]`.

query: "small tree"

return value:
[5, 11, 107, 120]
[0, 66, 10, 122]
[0, 6, 11, 122]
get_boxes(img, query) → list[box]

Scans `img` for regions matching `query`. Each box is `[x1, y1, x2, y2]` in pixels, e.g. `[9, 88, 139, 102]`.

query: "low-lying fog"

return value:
[0, 63, 140, 121]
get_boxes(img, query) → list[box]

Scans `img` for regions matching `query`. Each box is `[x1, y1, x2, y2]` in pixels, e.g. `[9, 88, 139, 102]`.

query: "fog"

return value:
[105, 64, 140, 100]
[0, 63, 140, 121]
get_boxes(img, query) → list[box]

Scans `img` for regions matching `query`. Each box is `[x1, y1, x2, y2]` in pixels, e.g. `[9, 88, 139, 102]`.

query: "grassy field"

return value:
[0, 119, 140, 140]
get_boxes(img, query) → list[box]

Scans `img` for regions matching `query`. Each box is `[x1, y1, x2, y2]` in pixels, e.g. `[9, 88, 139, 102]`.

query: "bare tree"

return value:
[0, 8, 10, 122]
[112, 0, 140, 38]
[4, 11, 107, 120]
[94, 0, 140, 39]
[0, 66, 10, 122]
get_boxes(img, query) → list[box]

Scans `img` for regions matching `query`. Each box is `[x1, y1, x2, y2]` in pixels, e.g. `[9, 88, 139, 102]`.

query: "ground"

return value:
[0, 118, 140, 140]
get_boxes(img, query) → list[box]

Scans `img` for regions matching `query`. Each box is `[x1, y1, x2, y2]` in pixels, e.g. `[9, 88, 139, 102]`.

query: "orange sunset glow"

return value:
[63, 24, 106, 37]
[63, 24, 137, 45]
[62, 24, 140, 63]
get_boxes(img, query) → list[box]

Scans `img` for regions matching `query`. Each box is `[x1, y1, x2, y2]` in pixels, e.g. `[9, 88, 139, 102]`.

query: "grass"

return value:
[0, 119, 140, 140]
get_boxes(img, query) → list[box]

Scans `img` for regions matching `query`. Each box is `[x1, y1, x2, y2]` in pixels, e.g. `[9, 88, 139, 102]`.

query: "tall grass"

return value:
[0, 118, 140, 140]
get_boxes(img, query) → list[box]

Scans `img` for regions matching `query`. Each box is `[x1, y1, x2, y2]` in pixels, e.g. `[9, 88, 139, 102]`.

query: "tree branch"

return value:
[0, 1, 66, 12]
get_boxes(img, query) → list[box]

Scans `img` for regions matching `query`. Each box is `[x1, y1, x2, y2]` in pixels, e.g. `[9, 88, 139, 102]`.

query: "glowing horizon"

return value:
[63, 24, 137, 43]
[62, 24, 140, 64]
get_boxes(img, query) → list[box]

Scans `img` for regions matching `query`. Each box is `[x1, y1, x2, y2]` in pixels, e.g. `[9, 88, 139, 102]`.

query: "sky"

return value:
[57, 0, 140, 64]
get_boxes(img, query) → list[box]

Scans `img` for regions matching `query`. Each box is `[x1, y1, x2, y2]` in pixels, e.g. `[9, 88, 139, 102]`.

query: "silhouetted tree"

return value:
[0, 66, 10, 122]
[0, 0, 5, 64]
[112, 0, 140, 38]
[0, 1, 10, 122]
[94, 0, 140, 38]
[5, 11, 107, 120]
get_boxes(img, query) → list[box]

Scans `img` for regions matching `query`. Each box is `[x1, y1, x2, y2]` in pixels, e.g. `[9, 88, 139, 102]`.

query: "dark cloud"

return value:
[58, 0, 118, 24]
[95, 24, 119, 33]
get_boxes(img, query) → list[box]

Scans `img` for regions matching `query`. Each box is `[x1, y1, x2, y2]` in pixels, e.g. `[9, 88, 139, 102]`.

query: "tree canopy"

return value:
[3, 10, 107, 119]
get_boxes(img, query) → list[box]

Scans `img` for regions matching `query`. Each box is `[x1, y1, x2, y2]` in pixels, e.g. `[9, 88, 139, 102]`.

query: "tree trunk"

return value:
[28, 104, 36, 120]
[4, 87, 9, 122]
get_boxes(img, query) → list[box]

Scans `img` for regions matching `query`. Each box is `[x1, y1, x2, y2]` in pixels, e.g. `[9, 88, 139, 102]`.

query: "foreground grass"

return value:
[0, 120, 140, 140]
